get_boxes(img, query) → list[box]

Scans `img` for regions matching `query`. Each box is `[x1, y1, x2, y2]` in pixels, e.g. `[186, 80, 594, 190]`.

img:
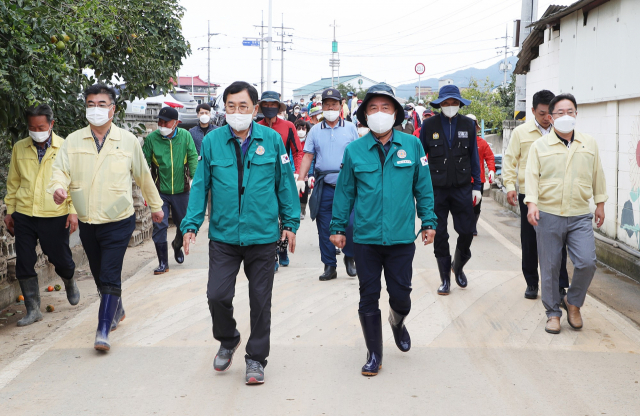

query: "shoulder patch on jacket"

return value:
[421, 156, 428, 166]
[281, 154, 290, 164]
[198, 155, 202, 161]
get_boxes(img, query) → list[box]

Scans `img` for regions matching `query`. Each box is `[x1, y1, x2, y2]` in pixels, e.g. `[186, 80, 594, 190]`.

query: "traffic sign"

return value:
[415, 63, 425, 75]
[242, 40, 260, 47]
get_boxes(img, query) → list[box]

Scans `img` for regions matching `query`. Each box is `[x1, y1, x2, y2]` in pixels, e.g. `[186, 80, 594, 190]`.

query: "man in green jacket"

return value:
[330, 84, 437, 377]
[180, 81, 299, 385]
[143, 107, 198, 274]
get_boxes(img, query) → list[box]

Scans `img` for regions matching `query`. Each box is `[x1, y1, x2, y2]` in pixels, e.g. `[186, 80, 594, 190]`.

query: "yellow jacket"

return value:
[5, 133, 75, 217]
[47, 125, 163, 224]
[502, 120, 544, 194]
[524, 130, 608, 217]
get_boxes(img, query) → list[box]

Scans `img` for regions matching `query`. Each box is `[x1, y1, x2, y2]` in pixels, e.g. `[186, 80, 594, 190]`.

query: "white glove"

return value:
[472, 190, 482, 207]
[488, 170, 495, 184]
[294, 173, 299, 181]
[309, 177, 316, 189]
[296, 181, 305, 195]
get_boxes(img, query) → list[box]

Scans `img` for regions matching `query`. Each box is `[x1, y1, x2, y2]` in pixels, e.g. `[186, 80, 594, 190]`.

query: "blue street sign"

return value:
[242, 40, 260, 47]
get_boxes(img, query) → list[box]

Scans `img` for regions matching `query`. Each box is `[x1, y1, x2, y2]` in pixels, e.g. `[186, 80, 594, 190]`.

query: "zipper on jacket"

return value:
[170, 140, 174, 193]
[376, 145, 386, 241]
[233, 140, 244, 213]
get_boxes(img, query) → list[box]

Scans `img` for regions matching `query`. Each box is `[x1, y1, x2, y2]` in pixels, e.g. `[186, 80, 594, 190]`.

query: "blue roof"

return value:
[292, 74, 365, 97]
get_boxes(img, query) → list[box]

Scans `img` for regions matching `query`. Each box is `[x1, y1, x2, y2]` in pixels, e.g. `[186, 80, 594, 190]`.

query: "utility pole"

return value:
[266, 0, 273, 88]
[197, 22, 221, 103]
[277, 14, 294, 98]
[514, 0, 538, 120]
[329, 21, 340, 87]
[252, 12, 266, 94]
[497, 24, 512, 88]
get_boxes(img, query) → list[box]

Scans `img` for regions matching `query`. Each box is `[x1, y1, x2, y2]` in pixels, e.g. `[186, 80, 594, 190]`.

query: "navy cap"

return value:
[158, 107, 179, 121]
[321, 88, 342, 102]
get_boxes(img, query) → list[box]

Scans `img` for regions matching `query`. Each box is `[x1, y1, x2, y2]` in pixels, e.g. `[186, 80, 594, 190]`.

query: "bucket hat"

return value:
[355, 83, 404, 128]
[259, 90, 286, 112]
[430, 84, 471, 108]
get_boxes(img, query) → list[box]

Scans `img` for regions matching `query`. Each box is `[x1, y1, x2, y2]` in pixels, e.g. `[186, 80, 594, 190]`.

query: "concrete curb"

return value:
[490, 188, 640, 284]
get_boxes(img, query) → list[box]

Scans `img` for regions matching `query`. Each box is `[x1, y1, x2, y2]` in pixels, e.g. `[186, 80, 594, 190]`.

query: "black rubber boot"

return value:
[172, 235, 184, 264]
[451, 248, 470, 288]
[153, 242, 170, 275]
[60, 275, 80, 306]
[17, 277, 43, 327]
[94, 293, 120, 351]
[436, 256, 452, 295]
[319, 265, 337, 281]
[388, 308, 411, 352]
[359, 311, 383, 376]
[344, 256, 357, 277]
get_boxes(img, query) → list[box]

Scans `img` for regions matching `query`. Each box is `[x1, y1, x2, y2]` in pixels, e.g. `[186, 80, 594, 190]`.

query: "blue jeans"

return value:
[316, 184, 354, 267]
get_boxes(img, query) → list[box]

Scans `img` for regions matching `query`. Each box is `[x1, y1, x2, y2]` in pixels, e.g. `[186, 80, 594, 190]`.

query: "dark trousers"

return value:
[78, 215, 136, 296]
[153, 192, 189, 247]
[316, 184, 354, 266]
[518, 194, 569, 288]
[473, 187, 484, 234]
[433, 184, 475, 258]
[12, 212, 75, 280]
[207, 240, 276, 367]
[354, 243, 415, 314]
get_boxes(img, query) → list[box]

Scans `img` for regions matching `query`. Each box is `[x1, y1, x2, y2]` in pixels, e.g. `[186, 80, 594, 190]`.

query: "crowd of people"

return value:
[3, 79, 605, 385]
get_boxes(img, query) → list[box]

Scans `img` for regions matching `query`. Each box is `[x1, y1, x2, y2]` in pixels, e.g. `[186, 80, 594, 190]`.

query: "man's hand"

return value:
[53, 188, 67, 205]
[152, 211, 164, 223]
[330, 234, 346, 249]
[527, 202, 539, 226]
[3, 214, 14, 236]
[507, 191, 518, 207]
[472, 190, 482, 207]
[183, 232, 196, 255]
[66, 214, 78, 234]
[422, 229, 436, 245]
[595, 203, 605, 228]
[488, 170, 495, 184]
[296, 181, 306, 196]
[282, 230, 296, 253]
[309, 177, 315, 189]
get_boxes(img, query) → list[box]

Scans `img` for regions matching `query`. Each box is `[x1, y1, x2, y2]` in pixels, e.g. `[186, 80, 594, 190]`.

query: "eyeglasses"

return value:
[226, 104, 251, 114]
[552, 110, 576, 117]
[86, 103, 113, 109]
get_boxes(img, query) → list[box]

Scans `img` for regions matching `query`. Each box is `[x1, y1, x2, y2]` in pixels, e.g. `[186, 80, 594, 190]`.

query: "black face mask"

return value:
[262, 107, 279, 119]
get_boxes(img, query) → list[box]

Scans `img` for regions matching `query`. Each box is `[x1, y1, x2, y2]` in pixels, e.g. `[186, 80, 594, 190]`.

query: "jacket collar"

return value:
[225, 121, 263, 143]
[80, 124, 121, 141]
[365, 130, 404, 150]
[22, 132, 63, 149]
[547, 129, 581, 145]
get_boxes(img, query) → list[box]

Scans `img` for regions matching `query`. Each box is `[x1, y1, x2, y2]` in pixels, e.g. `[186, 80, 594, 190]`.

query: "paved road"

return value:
[1, 198, 639, 415]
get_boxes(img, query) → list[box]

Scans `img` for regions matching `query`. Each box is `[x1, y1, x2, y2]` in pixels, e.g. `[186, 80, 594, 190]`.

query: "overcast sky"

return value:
[178, 0, 572, 99]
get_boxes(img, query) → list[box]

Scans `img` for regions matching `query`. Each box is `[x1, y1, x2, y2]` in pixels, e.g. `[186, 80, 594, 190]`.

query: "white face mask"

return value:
[357, 127, 370, 137]
[297, 129, 306, 139]
[29, 130, 51, 143]
[277, 114, 286, 120]
[86, 106, 113, 127]
[441, 105, 460, 118]
[323, 110, 340, 122]
[226, 113, 253, 132]
[552, 115, 576, 134]
[294, 109, 300, 115]
[199, 114, 211, 124]
[159, 124, 176, 137]
[366, 111, 395, 134]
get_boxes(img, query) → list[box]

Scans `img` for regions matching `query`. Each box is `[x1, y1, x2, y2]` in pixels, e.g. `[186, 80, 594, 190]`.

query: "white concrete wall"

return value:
[524, 28, 560, 118]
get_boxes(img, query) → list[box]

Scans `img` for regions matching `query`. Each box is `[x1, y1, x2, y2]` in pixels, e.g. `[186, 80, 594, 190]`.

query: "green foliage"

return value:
[0, 0, 190, 198]
[459, 77, 512, 135]
[335, 83, 367, 101]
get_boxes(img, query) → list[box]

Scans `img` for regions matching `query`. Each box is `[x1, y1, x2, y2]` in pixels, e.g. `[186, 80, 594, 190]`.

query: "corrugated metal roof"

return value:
[528, 0, 609, 28]
[292, 74, 376, 97]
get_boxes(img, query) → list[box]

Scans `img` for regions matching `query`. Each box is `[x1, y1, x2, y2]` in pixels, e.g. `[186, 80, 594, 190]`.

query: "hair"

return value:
[196, 103, 211, 113]
[548, 93, 578, 114]
[84, 83, 117, 104]
[223, 81, 259, 105]
[294, 119, 311, 133]
[532, 89, 555, 110]
[25, 104, 54, 123]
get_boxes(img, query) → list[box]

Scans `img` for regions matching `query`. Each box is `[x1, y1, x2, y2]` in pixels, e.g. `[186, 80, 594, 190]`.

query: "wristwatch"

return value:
[421, 226, 433, 230]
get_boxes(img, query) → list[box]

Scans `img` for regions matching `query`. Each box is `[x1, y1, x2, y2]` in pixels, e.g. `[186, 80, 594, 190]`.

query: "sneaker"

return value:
[213, 338, 241, 372]
[245, 359, 265, 385]
[274, 260, 279, 273]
